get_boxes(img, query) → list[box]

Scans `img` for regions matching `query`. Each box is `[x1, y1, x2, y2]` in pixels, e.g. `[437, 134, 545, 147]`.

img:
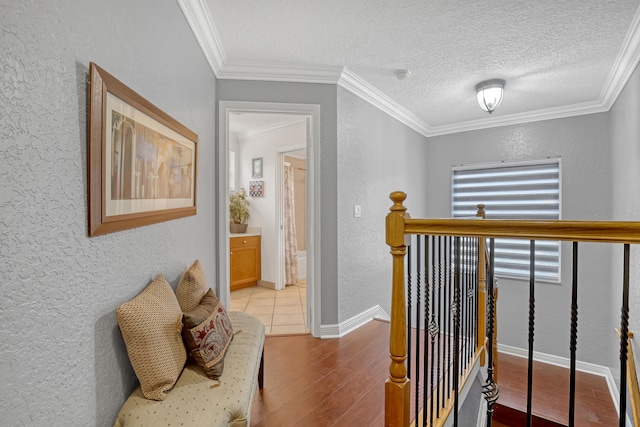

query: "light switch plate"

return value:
[354, 204, 362, 217]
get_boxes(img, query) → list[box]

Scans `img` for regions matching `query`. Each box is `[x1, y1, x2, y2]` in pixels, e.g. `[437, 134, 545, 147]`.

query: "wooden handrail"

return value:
[403, 218, 640, 243]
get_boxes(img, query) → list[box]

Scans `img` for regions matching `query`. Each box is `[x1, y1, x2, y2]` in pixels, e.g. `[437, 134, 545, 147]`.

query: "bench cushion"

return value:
[114, 312, 265, 427]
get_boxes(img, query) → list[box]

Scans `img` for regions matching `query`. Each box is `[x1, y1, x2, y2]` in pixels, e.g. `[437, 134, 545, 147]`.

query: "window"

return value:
[452, 159, 561, 282]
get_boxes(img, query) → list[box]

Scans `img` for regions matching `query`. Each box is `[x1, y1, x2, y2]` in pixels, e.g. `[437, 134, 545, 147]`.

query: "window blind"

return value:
[452, 159, 561, 282]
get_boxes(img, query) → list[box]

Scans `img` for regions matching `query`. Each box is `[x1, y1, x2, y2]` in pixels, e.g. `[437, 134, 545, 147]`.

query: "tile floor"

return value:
[229, 281, 309, 335]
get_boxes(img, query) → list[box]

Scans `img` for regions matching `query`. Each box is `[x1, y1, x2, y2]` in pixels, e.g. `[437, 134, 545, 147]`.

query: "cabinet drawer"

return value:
[230, 235, 260, 249]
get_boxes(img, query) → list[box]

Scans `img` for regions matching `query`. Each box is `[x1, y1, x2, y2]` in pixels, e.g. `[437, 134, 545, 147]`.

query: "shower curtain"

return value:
[284, 164, 298, 285]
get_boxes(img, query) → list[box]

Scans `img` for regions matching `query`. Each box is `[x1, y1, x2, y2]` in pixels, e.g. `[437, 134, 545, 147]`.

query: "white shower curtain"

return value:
[284, 164, 298, 285]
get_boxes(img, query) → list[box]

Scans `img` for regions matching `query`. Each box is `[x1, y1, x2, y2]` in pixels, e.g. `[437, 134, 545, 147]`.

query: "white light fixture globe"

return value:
[475, 79, 506, 114]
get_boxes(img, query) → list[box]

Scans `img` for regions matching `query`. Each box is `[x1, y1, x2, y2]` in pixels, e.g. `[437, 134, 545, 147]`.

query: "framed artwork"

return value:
[252, 157, 263, 178]
[87, 62, 198, 237]
[249, 180, 264, 197]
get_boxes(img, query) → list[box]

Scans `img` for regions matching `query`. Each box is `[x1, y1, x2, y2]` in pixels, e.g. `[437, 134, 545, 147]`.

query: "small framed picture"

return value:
[249, 180, 264, 197]
[252, 157, 263, 178]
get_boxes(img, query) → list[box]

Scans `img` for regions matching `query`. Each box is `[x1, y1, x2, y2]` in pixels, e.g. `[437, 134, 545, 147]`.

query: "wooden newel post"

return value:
[385, 191, 410, 427]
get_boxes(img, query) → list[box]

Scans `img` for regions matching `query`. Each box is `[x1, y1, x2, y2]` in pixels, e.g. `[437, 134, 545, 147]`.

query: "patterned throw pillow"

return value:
[176, 260, 209, 313]
[116, 275, 187, 401]
[182, 289, 234, 379]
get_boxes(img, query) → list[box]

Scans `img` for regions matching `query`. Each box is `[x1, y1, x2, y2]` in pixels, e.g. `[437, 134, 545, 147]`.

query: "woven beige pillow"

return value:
[116, 275, 187, 401]
[176, 260, 209, 312]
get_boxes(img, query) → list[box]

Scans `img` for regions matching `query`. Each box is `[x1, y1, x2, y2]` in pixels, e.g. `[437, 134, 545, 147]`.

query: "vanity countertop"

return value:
[230, 227, 261, 238]
[230, 232, 261, 238]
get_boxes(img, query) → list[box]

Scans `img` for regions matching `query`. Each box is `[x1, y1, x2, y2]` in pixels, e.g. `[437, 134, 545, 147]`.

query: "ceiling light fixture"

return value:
[475, 79, 506, 114]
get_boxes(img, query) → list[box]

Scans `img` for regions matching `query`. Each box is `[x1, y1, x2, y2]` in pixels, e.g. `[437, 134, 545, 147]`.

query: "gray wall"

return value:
[426, 115, 614, 366]
[610, 60, 640, 391]
[336, 88, 429, 322]
[0, 1, 217, 425]
[216, 80, 340, 323]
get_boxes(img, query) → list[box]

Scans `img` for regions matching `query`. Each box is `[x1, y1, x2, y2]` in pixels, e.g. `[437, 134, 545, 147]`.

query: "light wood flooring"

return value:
[249, 319, 620, 426]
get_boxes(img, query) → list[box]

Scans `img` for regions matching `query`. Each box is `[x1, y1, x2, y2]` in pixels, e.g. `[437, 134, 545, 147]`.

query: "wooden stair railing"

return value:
[386, 192, 491, 427]
[386, 191, 640, 427]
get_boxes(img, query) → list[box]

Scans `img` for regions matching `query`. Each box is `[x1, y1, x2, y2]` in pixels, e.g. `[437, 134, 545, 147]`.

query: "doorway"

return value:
[218, 101, 320, 337]
[276, 145, 307, 291]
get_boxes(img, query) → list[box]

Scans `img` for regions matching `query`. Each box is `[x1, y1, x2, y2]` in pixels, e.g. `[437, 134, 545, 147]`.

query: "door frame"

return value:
[276, 142, 307, 292]
[218, 100, 321, 337]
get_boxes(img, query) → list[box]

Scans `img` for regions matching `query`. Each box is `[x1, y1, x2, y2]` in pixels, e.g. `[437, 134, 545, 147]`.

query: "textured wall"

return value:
[426, 114, 614, 366]
[610, 60, 640, 392]
[336, 88, 429, 322]
[0, 1, 216, 425]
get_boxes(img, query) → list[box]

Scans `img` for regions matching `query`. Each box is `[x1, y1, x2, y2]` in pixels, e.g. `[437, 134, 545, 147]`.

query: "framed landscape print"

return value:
[87, 62, 198, 237]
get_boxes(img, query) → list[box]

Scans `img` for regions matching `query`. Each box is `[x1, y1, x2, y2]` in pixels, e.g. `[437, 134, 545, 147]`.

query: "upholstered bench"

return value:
[114, 311, 264, 427]
[113, 261, 265, 427]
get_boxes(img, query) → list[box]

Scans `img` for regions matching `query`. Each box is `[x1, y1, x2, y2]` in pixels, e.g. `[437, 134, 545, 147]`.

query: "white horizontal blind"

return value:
[452, 159, 561, 282]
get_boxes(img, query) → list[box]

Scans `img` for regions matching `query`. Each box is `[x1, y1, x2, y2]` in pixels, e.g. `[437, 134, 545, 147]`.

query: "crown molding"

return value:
[337, 68, 432, 137]
[177, 0, 226, 77]
[428, 100, 609, 137]
[181, 0, 640, 138]
[600, 5, 640, 110]
[219, 61, 343, 84]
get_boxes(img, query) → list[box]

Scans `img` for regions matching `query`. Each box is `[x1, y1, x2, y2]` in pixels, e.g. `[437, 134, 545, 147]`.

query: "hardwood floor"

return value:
[496, 352, 619, 427]
[250, 320, 619, 426]
[250, 319, 389, 426]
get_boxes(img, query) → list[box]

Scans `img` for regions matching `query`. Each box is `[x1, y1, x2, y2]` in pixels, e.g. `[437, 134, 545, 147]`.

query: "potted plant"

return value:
[229, 188, 250, 233]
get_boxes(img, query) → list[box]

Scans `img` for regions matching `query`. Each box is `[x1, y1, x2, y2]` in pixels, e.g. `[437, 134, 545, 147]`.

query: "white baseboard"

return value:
[476, 398, 487, 427]
[498, 344, 632, 426]
[320, 305, 390, 339]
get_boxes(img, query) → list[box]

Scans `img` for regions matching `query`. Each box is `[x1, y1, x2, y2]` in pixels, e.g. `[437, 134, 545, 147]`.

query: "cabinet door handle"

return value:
[230, 252, 233, 255]
[243, 240, 247, 244]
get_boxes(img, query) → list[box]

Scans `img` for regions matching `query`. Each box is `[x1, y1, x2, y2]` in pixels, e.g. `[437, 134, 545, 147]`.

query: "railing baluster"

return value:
[453, 237, 461, 426]
[415, 237, 421, 425]
[430, 235, 437, 426]
[468, 238, 473, 368]
[437, 236, 443, 418]
[568, 243, 579, 427]
[446, 236, 452, 400]
[467, 238, 472, 367]
[619, 244, 630, 427]
[526, 240, 535, 427]
[422, 236, 430, 427]
[484, 238, 499, 427]
[463, 237, 468, 370]
[407, 243, 413, 386]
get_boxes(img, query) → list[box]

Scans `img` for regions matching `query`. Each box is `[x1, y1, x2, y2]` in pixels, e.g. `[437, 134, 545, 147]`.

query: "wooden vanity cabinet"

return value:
[230, 235, 261, 291]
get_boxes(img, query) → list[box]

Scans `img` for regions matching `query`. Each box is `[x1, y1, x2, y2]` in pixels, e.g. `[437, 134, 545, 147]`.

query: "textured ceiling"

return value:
[198, 0, 640, 133]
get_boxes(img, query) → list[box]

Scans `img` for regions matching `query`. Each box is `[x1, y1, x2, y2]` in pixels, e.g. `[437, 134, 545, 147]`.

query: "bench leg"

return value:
[258, 349, 264, 389]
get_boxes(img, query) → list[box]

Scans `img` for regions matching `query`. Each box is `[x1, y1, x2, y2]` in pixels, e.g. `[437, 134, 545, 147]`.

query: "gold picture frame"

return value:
[87, 63, 197, 237]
